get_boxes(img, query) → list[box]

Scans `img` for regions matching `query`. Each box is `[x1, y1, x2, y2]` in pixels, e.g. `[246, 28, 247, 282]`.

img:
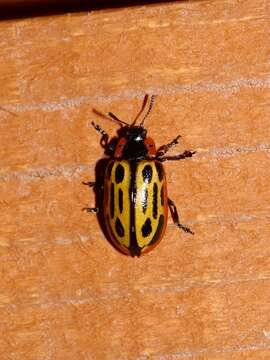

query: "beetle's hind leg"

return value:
[82, 207, 99, 213]
[157, 135, 181, 157]
[168, 199, 194, 235]
[82, 181, 101, 213]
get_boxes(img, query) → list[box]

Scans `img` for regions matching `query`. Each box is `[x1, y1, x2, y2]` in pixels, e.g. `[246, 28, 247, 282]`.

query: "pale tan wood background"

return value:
[0, 0, 270, 359]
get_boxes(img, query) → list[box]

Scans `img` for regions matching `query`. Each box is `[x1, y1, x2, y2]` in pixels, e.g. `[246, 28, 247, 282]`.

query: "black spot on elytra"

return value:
[161, 185, 164, 206]
[141, 188, 148, 214]
[118, 188, 123, 213]
[115, 217, 124, 237]
[155, 162, 164, 181]
[141, 218, 152, 237]
[110, 183, 114, 218]
[115, 164, 125, 184]
[153, 183, 158, 219]
[142, 164, 152, 184]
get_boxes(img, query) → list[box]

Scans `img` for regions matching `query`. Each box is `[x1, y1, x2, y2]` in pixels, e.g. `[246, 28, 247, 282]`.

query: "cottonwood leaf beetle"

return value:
[83, 95, 196, 257]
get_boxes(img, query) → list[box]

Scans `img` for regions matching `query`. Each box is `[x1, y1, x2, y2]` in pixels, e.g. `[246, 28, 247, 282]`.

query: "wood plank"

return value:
[0, 281, 270, 358]
[0, 0, 268, 105]
[0, 0, 269, 358]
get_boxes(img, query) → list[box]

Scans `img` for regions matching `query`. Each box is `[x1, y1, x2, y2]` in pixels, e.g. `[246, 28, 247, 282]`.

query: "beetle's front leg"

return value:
[91, 121, 109, 147]
[168, 199, 194, 235]
[159, 150, 196, 162]
[82, 181, 104, 191]
[156, 135, 181, 157]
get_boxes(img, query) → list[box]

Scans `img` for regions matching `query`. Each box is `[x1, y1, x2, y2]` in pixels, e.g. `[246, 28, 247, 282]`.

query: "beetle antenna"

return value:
[131, 94, 149, 126]
[108, 112, 129, 127]
[139, 95, 156, 127]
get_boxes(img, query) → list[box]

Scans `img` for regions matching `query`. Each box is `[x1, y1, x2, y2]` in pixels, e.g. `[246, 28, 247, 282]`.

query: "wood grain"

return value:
[0, 0, 270, 359]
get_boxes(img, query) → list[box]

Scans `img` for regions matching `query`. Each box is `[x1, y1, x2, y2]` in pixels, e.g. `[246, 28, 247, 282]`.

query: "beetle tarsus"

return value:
[91, 121, 107, 136]
[159, 150, 196, 162]
[83, 207, 99, 213]
[91, 121, 109, 147]
[157, 135, 181, 157]
[168, 198, 194, 235]
[177, 223, 194, 235]
[82, 181, 95, 187]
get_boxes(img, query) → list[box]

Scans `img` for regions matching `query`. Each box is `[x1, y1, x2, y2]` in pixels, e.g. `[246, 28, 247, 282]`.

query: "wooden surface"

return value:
[0, 0, 270, 359]
[0, 0, 177, 20]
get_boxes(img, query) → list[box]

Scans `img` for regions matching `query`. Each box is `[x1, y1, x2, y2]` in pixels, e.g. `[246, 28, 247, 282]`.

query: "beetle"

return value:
[84, 95, 196, 257]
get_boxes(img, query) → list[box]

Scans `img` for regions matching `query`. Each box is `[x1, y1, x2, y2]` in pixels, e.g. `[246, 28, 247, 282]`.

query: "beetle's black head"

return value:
[120, 126, 148, 160]
[125, 125, 147, 141]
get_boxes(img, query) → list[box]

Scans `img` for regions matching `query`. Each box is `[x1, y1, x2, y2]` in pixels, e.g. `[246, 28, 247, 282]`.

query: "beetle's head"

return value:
[125, 125, 147, 142]
[114, 126, 149, 160]
[108, 95, 157, 159]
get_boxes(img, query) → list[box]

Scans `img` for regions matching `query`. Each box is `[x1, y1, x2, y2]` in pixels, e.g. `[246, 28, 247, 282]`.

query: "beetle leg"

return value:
[82, 181, 104, 192]
[159, 150, 196, 162]
[82, 181, 95, 187]
[91, 121, 109, 147]
[82, 207, 99, 213]
[157, 135, 181, 157]
[168, 199, 194, 235]
[82, 181, 101, 213]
